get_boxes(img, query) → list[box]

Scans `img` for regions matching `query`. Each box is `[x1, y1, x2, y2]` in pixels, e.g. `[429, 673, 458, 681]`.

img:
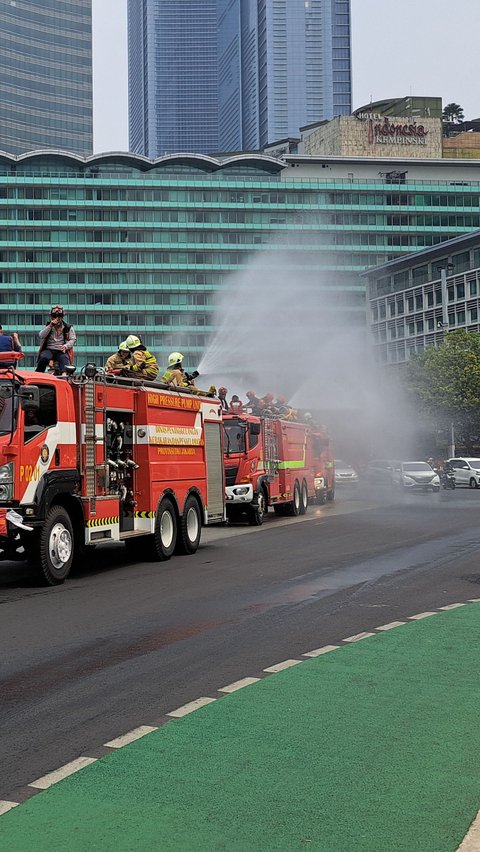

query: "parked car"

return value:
[365, 459, 396, 484]
[334, 460, 359, 485]
[391, 461, 440, 492]
[445, 457, 480, 488]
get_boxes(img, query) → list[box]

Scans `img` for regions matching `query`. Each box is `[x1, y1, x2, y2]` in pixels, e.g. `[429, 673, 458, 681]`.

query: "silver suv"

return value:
[391, 461, 440, 492]
[445, 458, 480, 488]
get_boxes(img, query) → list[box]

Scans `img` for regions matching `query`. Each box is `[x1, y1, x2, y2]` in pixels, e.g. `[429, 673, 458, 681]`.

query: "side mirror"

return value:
[19, 385, 40, 410]
[249, 423, 261, 436]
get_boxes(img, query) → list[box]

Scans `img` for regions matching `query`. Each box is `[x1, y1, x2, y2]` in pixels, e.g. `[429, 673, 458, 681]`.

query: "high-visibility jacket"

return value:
[105, 352, 132, 372]
[130, 348, 159, 379]
[161, 367, 187, 386]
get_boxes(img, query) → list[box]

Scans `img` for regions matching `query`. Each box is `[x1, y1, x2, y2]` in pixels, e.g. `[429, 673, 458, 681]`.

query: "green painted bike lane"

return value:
[2, 604, 480, 851]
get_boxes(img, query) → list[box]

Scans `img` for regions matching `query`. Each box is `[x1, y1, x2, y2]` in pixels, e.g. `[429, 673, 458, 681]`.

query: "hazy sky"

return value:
[92, 0, 480, 154]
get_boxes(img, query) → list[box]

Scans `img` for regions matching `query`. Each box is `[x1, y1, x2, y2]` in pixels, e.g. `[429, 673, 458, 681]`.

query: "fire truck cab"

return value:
[223, 412, 333, 525]
[0, 360, 225, 584]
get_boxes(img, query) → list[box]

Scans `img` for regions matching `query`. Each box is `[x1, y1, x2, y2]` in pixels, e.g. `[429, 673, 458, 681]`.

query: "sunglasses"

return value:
[51, 313, 63, 318]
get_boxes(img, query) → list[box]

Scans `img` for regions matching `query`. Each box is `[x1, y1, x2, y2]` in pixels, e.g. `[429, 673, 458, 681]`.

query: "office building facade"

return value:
[0, 151, 479, 367]
[128, 0, 219, 156]
[364, 232, 480, 366]
[129, 0, 352, 155]
[0, 0, 93, 155]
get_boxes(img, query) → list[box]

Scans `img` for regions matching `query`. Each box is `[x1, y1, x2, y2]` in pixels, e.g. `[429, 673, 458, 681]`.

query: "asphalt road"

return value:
[2, 483, 480, 802]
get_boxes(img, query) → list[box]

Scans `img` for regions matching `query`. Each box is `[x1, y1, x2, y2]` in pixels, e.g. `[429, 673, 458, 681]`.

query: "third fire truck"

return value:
[0, 356, 224, 584]
[223, 410, 334, 525]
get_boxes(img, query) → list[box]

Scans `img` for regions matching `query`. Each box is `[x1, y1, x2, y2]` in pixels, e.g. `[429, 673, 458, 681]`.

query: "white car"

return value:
[392, 461, 440, 492]
[334, 460, 359, 485]
[445, 458, 480, 488]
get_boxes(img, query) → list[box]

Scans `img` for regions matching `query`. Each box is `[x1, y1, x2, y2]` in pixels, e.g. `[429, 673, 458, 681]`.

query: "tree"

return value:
[405, 331, 480, 453]
[442, 103, 465, 123]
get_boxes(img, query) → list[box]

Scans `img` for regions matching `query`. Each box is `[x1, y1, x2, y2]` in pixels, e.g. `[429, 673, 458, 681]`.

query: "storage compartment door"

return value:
[204, 422, 225, 522]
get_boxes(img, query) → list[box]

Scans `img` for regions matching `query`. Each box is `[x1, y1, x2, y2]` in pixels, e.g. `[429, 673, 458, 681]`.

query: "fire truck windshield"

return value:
[0, 384, 18, 437]
[223, 420, 246, 454]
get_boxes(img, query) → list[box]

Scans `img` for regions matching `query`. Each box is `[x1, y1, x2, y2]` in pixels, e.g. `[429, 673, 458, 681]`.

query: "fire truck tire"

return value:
[39, 506, 74, 585]
[176, 495, 202, 555]
[153, 497, 177, 560]
[326, 487, 335, 502]
[299, 480, 309, 515]
[284, 480, 301, 516]
[248, 488, 267, 526]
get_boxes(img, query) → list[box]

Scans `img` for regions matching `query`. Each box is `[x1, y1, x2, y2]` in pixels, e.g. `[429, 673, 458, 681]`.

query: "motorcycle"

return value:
[437, 468, 456, 490]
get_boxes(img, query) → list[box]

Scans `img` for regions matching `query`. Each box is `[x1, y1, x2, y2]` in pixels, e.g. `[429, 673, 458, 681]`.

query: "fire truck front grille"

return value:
[225, 465, 239, 487]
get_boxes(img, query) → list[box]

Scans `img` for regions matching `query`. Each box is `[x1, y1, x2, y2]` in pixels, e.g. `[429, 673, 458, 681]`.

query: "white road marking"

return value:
[29, 757, 97, 790]
[457, 809, 480, 851]
[218, 677, 261, 693]
[263, 659, 302, 673]
[408, 612, 437, 620]
[375, 621, 406, 631]
[438, 603, 466, 610]
[166, 697, 216, 718]
[104, 726, 158, 748]
[468, 598, 480, 603]
[343, 632, 376, 642]
[0, 801, 19, 815]
[303, 645, 340, 657]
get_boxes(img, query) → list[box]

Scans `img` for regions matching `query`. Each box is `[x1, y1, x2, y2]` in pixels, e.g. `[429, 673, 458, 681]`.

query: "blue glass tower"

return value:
[129, 0, 351, 155]
[0, 0, 93, 156]
[218, 0, 352, 150]
[128, 0, 219, 156]
[258, 0, 352, 145]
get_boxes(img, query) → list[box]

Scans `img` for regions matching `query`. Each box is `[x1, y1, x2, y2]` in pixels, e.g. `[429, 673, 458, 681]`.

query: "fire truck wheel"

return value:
[248, 488, 266, 526]
[154, 497, 177, 560]
[176, 495, 202, 554]
[299, 480, 309, 515]
[39, 506, 74, 585]
[285, 480, 301, 517]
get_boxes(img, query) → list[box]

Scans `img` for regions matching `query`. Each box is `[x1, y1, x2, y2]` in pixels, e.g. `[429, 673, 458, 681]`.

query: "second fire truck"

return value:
[223, 410, 334, 525]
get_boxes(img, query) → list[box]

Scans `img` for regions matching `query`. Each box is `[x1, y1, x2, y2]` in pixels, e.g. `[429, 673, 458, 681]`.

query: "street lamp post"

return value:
[437, 262, 455, 456]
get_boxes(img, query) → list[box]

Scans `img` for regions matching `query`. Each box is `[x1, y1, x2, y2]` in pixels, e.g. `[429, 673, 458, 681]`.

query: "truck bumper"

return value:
[225, 484, 254, 504]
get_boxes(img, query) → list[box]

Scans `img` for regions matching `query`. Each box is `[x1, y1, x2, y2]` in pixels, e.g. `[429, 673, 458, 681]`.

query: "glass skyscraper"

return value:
[0, 0, 93, 156]
[128, 0, 219, 157]
[129, 0, 351, 155]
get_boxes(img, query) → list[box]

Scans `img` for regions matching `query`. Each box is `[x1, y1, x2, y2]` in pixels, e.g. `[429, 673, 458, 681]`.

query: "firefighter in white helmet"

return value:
[123, 335, 159, 380]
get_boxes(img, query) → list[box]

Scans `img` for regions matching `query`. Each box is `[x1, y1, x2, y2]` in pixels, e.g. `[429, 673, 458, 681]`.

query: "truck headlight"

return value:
[234, 486, 250, 496]
[0, 463, 13, 483]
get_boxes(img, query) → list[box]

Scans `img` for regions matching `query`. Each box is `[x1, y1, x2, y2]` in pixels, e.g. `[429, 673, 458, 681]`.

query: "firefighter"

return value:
[36, 306, 76, 373]
[274, 395, 289, 417]
[228, 394, 243, 413]
[124, 335, 159, 380]
[105, 341, 132, 373]
[218, 386, 229, 411]
[161, 352, 199, 390]
[245, 391, 261, 415]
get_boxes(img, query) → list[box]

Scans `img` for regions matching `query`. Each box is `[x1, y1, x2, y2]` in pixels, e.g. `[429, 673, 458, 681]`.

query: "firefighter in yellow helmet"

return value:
[161, 352, 200, 390]
[123, 335, 159, 380]
[161, 352, 188, 387]
[105, 340, 132, 373]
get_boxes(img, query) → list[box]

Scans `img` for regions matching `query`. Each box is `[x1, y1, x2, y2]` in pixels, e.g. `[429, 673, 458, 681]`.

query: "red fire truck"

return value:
[223, 411, 334, 525]
[0, 356, 225, 584]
